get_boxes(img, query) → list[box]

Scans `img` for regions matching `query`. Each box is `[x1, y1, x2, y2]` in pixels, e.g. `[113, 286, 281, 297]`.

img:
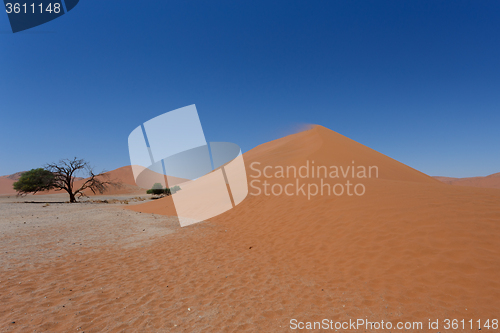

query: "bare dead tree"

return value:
[45, 158, 119, 203]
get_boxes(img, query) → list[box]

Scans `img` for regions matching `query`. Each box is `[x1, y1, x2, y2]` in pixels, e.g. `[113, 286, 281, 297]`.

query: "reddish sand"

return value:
[127, 125, 500, 328]
[0, 177, 17, 196]
[0, 172, 24, 196]
[435, 173, 500, 189]
[2, 125, 500, 332]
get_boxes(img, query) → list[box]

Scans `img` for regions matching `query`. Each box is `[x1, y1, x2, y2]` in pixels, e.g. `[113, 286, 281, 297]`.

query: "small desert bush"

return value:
[146, 184, 181, 196]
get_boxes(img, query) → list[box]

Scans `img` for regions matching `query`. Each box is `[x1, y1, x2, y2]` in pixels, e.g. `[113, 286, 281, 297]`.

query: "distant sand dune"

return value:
[0, 177, 16, 196]
[434, 172, 500, 189]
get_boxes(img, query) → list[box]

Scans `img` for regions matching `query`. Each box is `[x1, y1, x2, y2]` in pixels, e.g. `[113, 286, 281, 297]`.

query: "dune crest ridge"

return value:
[244, 124, 438, 183]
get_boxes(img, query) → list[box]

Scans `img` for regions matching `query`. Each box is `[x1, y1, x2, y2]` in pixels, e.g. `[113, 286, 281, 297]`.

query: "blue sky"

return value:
[1, 0, 499, 177]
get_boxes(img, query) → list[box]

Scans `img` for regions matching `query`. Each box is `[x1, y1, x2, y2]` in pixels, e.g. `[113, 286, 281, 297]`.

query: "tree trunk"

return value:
[69, 192, 76, 203]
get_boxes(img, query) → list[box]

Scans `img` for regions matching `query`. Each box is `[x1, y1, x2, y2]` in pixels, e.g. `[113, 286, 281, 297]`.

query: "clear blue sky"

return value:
[1, 1, 499, 178]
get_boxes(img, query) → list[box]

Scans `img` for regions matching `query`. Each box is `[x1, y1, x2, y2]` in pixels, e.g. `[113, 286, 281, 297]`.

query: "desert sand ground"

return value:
[1, 126, 500, 332]
[0, 194, 181, 332]
[0, 194, 174, 269]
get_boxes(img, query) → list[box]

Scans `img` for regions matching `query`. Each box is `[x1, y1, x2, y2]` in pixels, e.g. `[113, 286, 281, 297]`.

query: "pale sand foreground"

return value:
[0, 195, 176, 271]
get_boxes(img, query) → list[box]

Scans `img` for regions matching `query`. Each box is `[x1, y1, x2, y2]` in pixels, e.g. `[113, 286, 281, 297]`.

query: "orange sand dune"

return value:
[0, 177, 16, 196]
[79, 165, 144, 195]
[83, 166, 187, 195]
[90, 165, 186, 189]
[129, 125, 439, 216]
[2, 125, 499, 332]
[435, 172, 500, 189]
[0, 172, 25, 196]
[128, 125, 500, 325]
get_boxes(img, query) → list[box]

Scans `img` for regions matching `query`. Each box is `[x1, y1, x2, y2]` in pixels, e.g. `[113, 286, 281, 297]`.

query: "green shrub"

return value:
[13, 168, 55, 195]
[147, 184, 181, 196]
[146, 183, 164, 195]
[151, 188, 164, 195]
